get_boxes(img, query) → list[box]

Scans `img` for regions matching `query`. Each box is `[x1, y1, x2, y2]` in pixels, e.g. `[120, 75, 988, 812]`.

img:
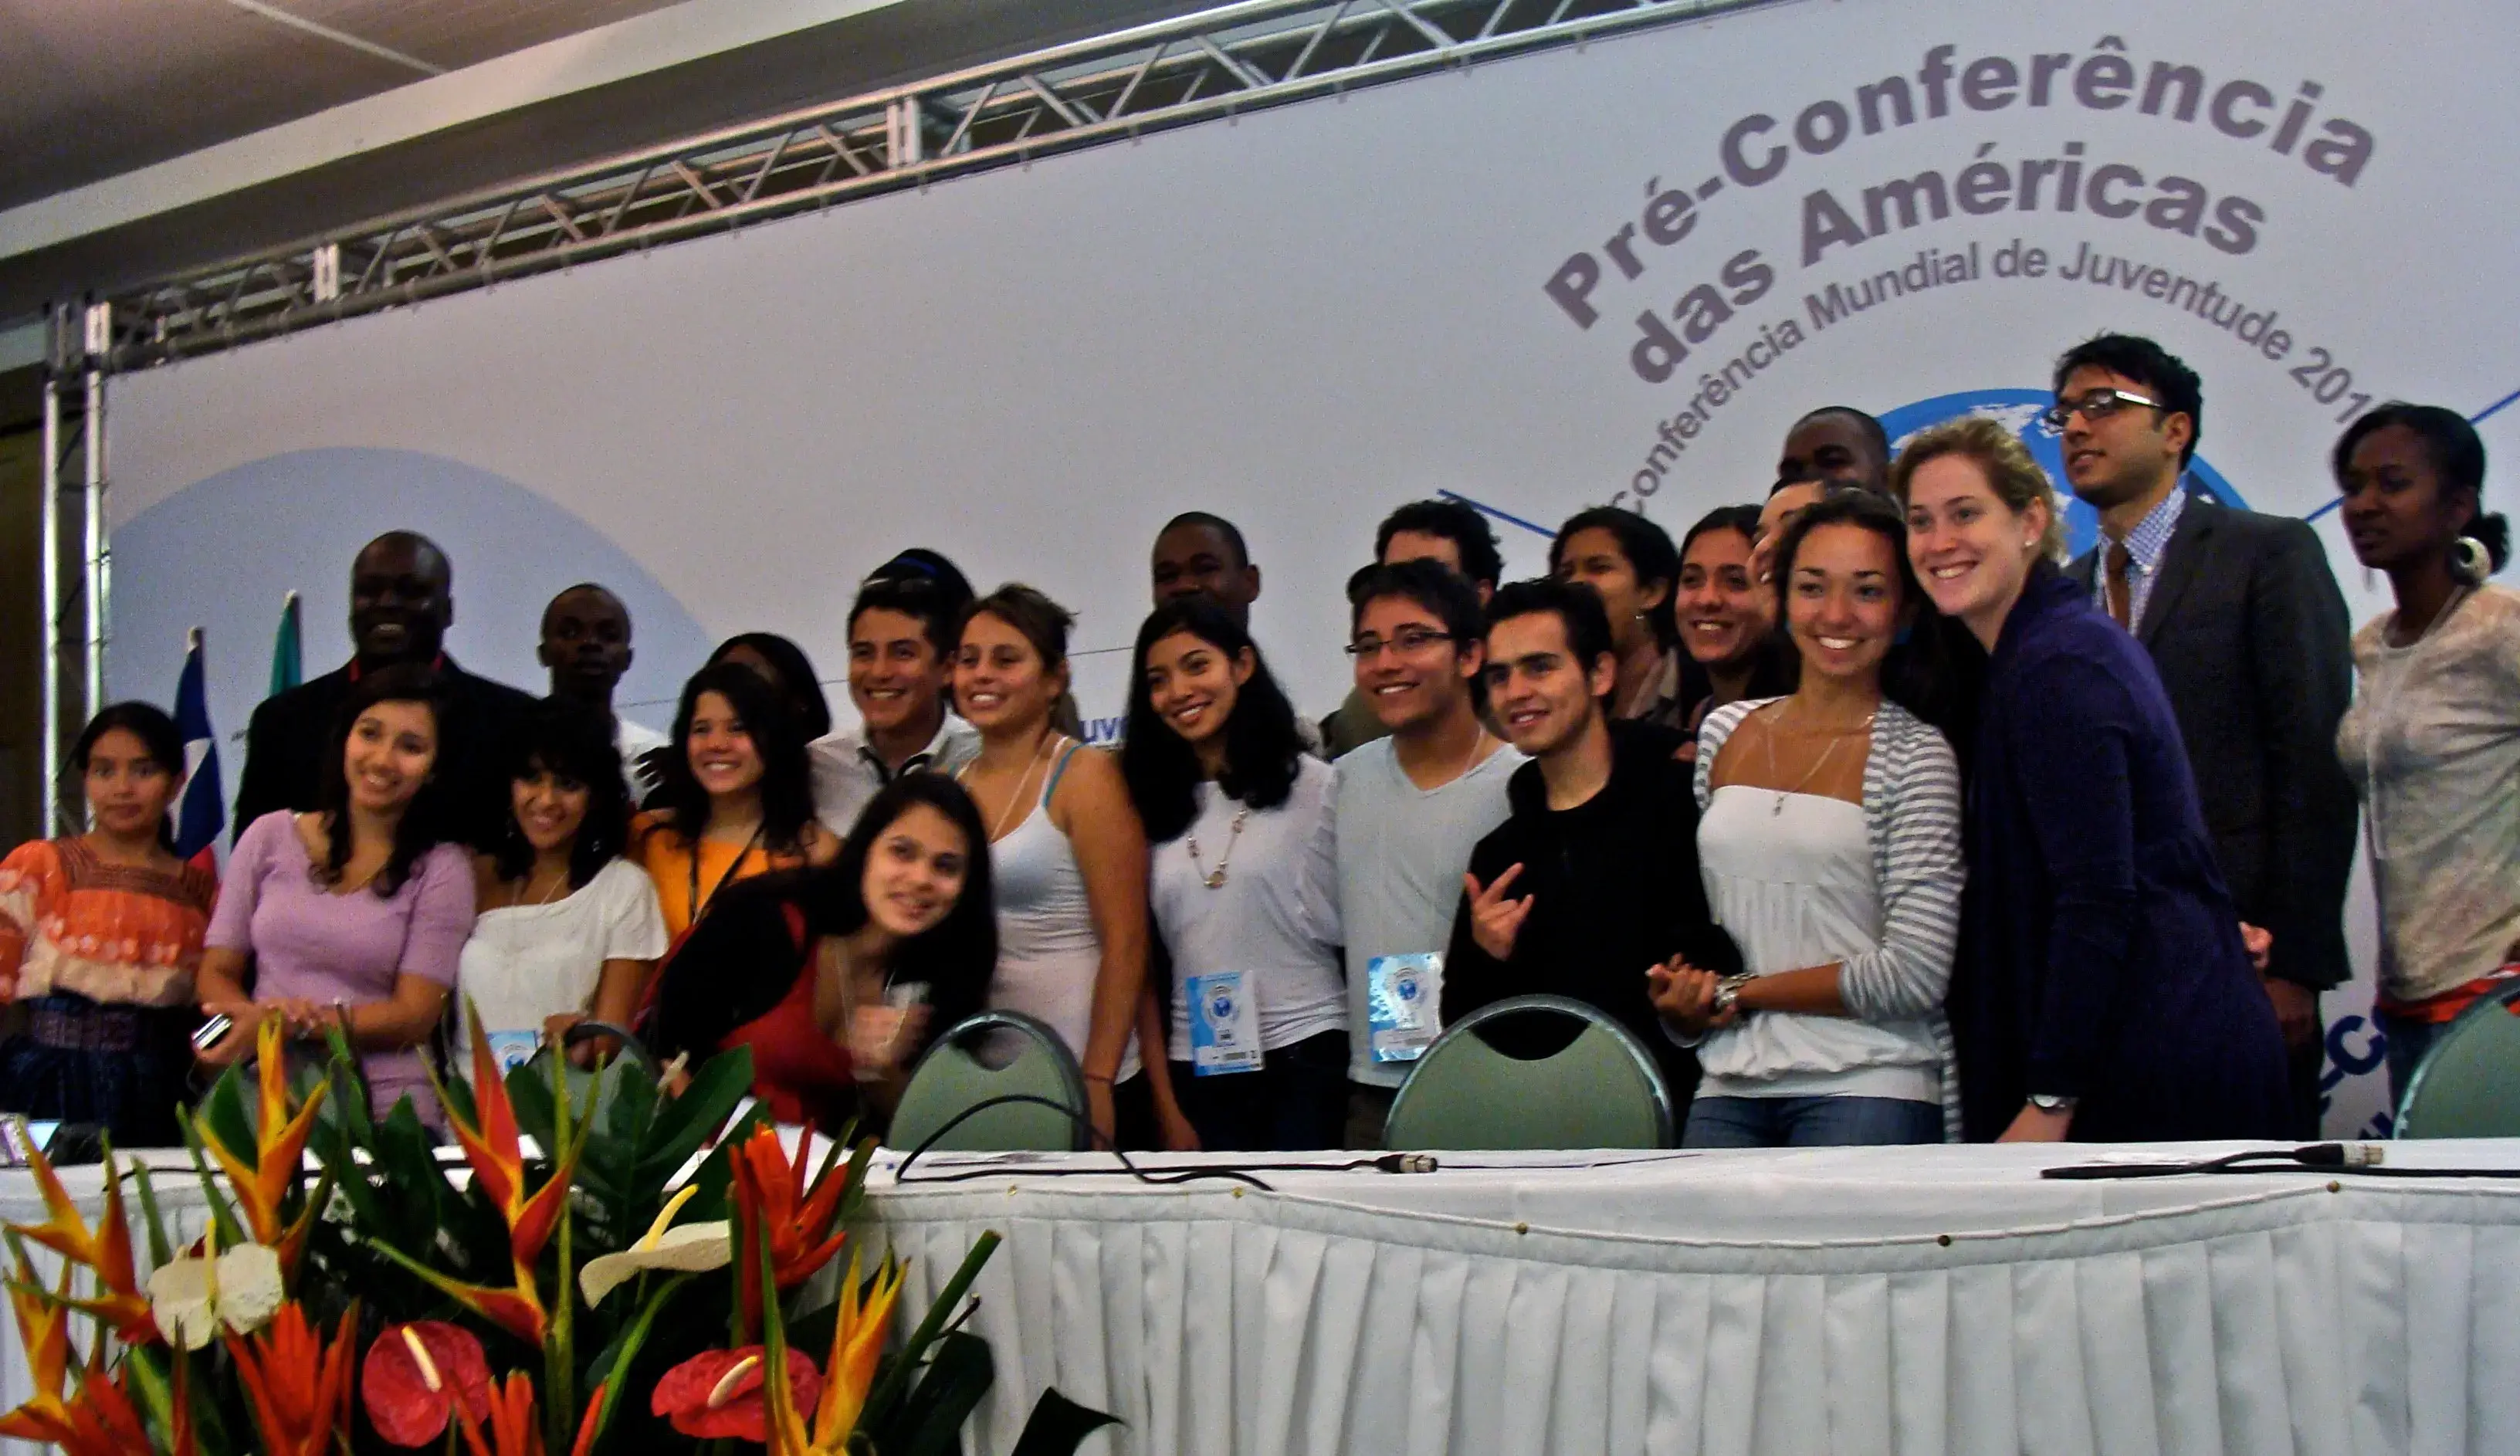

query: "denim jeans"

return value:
[2377, 1011, 2440, 1117]
[1682, 1094, 1942, 1148]
[1171, 1030, 1350, 1151]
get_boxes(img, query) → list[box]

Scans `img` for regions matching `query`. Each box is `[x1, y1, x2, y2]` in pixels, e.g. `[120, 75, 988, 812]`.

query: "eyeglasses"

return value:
[1345, 628, 1455, 659]
[2041, 388, 2163, 430]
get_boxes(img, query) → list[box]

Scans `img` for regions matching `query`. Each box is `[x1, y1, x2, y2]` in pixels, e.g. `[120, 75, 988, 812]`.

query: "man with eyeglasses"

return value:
[1439, 577, 1739, 1116]
[2051, 333, 2356, 1137]
[1333, 560, 1526, 1145]
[1320, 499, 1506, 758]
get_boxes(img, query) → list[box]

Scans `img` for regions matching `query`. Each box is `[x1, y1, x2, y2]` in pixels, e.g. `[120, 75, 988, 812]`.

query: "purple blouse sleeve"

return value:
[396, 845, 479, 987]
[205, 812, 284, 952]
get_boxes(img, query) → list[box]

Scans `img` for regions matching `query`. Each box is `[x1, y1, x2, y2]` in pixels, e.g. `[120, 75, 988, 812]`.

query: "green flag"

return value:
[269, 591, 303, 696]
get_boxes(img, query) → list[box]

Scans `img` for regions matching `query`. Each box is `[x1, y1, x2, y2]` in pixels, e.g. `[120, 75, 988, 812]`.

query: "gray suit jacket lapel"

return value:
[2136, 489, 2214, 647]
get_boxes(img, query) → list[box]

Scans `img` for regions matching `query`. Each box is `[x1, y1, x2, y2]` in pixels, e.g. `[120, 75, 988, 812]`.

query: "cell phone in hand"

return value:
[191, 1013, 235, 1053]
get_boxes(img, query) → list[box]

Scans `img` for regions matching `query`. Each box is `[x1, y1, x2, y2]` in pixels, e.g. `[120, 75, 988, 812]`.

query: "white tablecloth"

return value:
[865, 1142, 2520, 1456]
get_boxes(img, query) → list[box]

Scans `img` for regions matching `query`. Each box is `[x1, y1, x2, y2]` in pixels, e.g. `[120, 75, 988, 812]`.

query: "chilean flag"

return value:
[174, 628, 224, 869]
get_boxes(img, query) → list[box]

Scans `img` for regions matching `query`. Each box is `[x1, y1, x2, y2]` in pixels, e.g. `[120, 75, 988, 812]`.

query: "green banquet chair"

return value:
[889, 1010, 1089, 1153]
[2394, 980, 2520, 1139]
[1384, 994, 1675, 1150]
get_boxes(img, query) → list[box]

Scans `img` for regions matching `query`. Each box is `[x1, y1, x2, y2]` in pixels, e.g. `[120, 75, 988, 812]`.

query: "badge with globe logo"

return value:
[1188, 970, 1262, 1075]
[1879, 388, 2248, 558]
[1368, 952, 1444, 1063]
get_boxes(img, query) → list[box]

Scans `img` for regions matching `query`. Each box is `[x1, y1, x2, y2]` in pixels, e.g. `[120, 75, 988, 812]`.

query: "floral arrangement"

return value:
[0, 1012, 1111, 1454]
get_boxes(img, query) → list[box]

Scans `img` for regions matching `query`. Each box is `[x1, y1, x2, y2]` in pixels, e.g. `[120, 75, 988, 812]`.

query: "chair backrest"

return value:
[889, 1011, 1088, 1152]
[2395, 980, 2520, 1139]
[1384, 994, 1673, 1150]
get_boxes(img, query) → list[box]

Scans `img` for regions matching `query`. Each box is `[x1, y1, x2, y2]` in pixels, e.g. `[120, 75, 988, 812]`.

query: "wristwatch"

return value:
[2028, 1092, 2079, 1114]
[1712, 973, 1756, 1017]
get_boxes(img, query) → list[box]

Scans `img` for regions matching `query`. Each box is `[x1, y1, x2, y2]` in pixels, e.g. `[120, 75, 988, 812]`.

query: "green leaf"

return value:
[1007, 1389, 1121, 1456]
[195, 1065, 255, 1158]
[886, 1329, 997, 1456]
[127, 1163, 174, 1268]
[857, 1231, 1000, 1435]
[580, 1271, 696, 1449]
[508, 1058, 559, 1153]
[634, 1047, 754, 1186]
[177, 1118, 245, 1247]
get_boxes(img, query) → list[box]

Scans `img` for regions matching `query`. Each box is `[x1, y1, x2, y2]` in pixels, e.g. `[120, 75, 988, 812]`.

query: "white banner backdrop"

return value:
[107, 0, 2520, 1138]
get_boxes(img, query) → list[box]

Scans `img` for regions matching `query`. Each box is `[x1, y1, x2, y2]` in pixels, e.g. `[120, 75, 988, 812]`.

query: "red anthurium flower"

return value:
[198, 1018, 328, 1253]
[8, 1131, 156, 1343]
[728, 1125, 849, 1331]
[363, 1321, 495, 1448]
[228, 1302, 358, 1456]
[653, 1346, 822, 1443]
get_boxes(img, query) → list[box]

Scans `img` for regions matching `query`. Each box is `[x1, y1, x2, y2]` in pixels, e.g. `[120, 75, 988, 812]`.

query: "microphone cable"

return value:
[2042, 1142, 2520, 1181]
[888, 1095, 1439, 1193]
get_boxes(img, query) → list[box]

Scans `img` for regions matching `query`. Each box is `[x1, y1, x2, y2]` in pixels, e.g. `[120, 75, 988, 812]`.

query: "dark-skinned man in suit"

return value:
[234, 530, 537, 852]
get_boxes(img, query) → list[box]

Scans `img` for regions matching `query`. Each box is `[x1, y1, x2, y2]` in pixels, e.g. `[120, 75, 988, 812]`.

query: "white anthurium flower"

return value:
[579, 1184, 732, 1308]
[147, 1239, 285, 1349]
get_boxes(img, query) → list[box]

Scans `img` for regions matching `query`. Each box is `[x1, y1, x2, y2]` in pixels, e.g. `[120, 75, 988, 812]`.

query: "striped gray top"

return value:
[1695, 696, 1966, 1140]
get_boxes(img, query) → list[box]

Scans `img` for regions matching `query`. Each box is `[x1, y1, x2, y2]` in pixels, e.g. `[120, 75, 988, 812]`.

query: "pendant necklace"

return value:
[1760, 703, 1874, 815]
[1187, 806, 1251, 889]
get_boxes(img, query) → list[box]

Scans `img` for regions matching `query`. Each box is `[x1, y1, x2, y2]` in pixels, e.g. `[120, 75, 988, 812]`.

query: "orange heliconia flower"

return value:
[728, 1125, 850, 1332]
[7, 1129, 154, 1343]
[452, 1372, 605, 1456]
[763, 1248, 906, 1455]
[198, 1018, 328, 1256]
[227, 1302, 358, 1456]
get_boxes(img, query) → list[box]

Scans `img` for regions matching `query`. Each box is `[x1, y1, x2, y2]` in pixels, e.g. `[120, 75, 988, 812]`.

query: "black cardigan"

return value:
[1440, 720, 1741, 1103]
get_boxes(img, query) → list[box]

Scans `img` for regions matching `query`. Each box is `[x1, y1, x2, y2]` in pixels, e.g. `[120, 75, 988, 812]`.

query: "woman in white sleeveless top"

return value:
[954, 585, 1175, 1149]
[1652, 493, 1966, 1146]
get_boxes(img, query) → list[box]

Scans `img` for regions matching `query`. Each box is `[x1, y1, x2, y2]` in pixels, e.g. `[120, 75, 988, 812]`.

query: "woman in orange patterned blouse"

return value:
[0, 704, 218, 1146]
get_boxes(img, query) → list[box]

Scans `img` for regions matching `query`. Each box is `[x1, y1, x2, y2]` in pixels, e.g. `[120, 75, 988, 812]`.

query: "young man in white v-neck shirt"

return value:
[1333, 560, 1526, 1146]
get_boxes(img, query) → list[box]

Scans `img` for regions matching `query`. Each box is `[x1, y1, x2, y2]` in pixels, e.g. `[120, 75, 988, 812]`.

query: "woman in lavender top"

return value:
[198, 665, 476, 1128]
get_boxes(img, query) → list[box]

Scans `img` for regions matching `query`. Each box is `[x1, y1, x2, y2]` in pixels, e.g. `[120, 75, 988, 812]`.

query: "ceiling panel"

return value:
[0, 0, 685, 212]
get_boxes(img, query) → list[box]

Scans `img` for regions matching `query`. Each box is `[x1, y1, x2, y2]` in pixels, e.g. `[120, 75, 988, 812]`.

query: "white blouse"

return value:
[1152, 756, 1345, 1055]
[455, 858, 668, 1072]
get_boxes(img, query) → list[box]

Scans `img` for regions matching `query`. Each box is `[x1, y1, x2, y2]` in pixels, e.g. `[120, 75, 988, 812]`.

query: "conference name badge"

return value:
[486, 1031, 540, 1077]
[1367, 953, 1443, 1063]
[1187, 970, 1262, 1077]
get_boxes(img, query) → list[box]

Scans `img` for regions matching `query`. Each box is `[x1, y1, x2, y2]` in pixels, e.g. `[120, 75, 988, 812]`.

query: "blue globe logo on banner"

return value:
[1877, 390, 2248, 560]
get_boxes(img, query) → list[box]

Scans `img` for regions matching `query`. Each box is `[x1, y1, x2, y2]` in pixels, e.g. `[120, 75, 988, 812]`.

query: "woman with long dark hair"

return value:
[953, 584, 1153, 1147]
[650, 773, 997, 1129]
[0, 703, 218, 1144]
[1673, 504, 1796, 753]
[1896, 418, 2286, 1142]
[2332, 403, 2520, 1101]
[1121, 599, 1343, 1150]
[1652, 494, 1964, 1146]
[459, 702, 666, 1076]
[1550, 506, 1688, 727]
[633, 662, 836, 945]
[198, 665, 476, 1128]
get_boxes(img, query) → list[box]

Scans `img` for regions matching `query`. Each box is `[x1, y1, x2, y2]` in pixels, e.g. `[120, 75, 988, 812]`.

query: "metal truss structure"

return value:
[94, 0, 1770, 368]
[42, 0, 1768, 821]
[36, 304, 110, 835]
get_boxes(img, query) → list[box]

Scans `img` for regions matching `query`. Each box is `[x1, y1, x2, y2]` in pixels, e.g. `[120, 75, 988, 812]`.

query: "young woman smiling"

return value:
[1651, 494, 1964, 1146]
[652, 774, 995, 1131]
[2332, 404, 2520, 1101]
[0, 703, 218, 1145]
[1550, 506, 1688, 728]
[953, 585, 1155, 1148]
[1673, 505, 1795, 757]
[1894, 417, 2287, 1143]
[1122, 600, 1344, 1151]
[458, 703, 665, 1077]
[634, 662, 835, 947]
[198, 665, 476, 1129]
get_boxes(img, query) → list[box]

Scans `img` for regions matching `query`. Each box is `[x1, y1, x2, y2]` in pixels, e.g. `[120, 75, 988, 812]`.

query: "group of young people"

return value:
[3, 329, 2512, 1154]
